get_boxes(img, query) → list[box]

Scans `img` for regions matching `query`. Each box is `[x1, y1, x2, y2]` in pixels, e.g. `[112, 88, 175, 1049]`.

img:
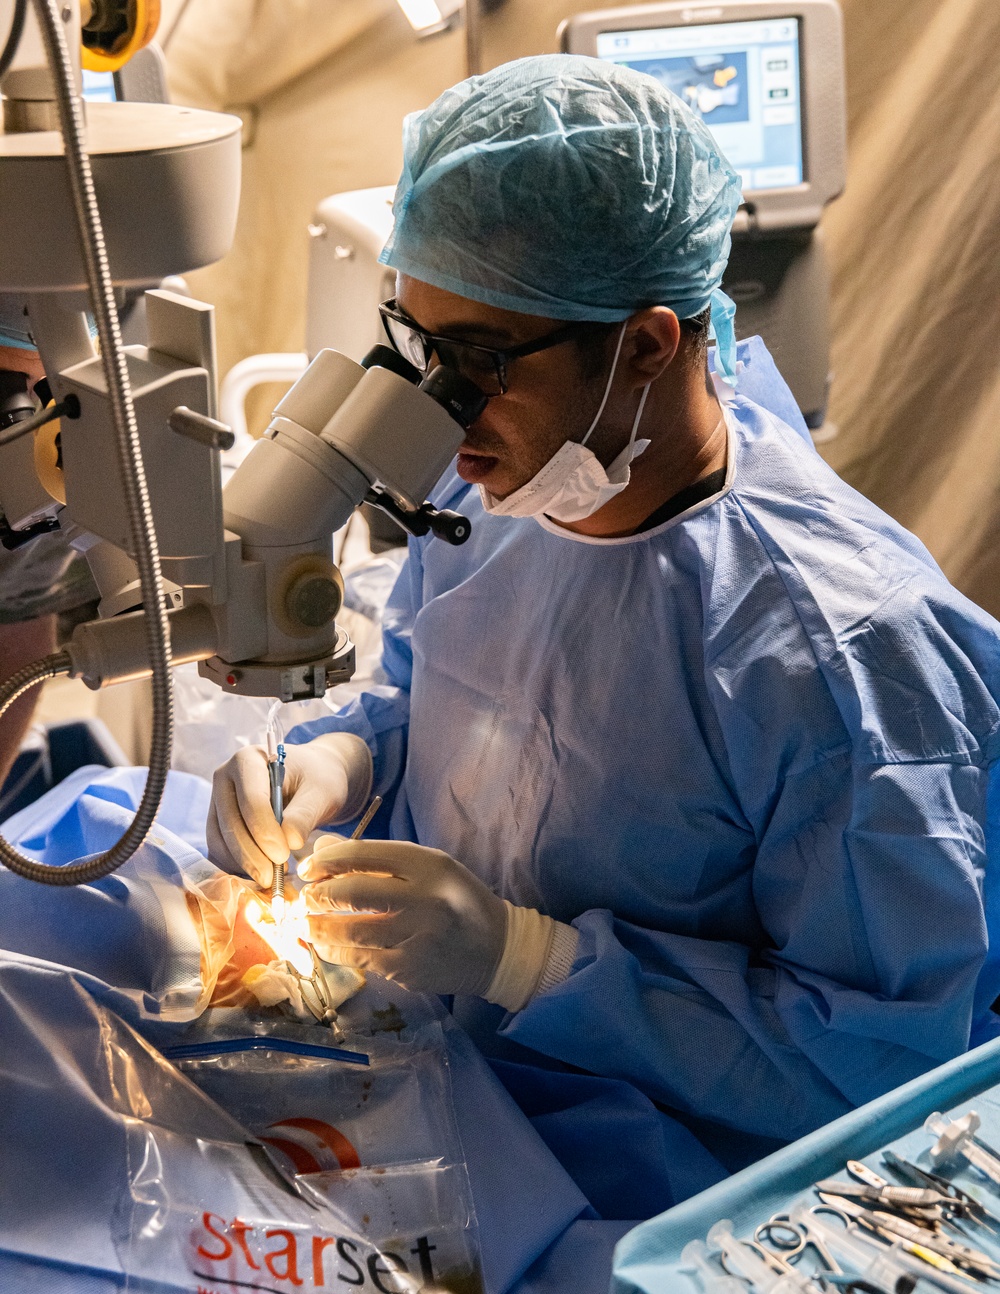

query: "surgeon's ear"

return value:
[625, 307, 681, 385]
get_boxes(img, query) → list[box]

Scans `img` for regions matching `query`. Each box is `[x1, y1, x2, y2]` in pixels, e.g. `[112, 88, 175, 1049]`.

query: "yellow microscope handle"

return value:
[81, 0, 160, 74]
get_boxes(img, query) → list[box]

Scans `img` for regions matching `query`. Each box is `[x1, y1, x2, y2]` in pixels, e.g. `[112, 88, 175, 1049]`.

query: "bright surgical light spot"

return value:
[245, 893, 314, 978]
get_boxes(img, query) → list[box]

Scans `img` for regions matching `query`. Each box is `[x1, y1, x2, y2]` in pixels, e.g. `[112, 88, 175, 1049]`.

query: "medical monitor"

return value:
[560, 0, 846, 231]
[597, 18, 803, 191]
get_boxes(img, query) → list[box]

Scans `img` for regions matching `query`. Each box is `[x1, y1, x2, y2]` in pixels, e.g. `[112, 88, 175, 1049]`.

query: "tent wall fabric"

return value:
[161, 0, 1000, 614]
[160, 0, 465, 433]
[820, 0, 1000, 618]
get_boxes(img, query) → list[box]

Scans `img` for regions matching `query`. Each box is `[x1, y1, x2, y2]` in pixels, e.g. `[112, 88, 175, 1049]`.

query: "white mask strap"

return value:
[627, 381, 651, 453]
[580, 321, 628, 448]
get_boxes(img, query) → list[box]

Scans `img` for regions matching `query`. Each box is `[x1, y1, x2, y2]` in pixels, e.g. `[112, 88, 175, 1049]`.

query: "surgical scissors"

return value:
[755, 1212, 844, 1279]
[707, 1219, 821, 1293]
[766, 1202, 968, 1294]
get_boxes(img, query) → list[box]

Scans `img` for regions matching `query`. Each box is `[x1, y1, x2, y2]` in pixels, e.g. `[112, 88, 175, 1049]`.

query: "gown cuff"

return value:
[536, 918, 580, 997]
[484, 900, 579, 1013]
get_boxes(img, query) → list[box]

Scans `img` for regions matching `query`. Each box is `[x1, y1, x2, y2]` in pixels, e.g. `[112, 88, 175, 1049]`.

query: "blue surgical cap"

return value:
[380, 55, 743, 381]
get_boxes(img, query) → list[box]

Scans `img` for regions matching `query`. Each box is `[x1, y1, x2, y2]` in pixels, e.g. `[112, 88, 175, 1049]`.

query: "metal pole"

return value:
[464, 0, 481, 77]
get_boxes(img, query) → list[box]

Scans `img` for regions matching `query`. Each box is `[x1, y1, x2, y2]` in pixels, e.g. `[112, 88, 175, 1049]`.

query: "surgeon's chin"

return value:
[456, 451, 500, 486]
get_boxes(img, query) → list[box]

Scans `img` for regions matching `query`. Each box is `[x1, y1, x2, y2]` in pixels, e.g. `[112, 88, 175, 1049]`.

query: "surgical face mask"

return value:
[479, 322, 652, 523]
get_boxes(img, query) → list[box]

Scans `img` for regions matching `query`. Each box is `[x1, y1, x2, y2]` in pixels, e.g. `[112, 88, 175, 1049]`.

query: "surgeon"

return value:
[209, 56, 1000, 1216]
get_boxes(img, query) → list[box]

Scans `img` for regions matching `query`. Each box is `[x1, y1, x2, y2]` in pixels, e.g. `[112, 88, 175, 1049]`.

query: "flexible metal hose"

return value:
[0, 0, 173, 885]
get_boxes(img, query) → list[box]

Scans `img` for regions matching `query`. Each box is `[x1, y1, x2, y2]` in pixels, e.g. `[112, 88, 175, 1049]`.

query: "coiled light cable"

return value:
[0, 0, 173, 885]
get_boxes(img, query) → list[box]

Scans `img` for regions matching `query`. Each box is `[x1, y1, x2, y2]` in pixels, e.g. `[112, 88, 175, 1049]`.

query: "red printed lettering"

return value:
[313, 1235, 336, 1286]
[232, 1219, 261, 1270]
[265, 1229, 304, 1285]
[196, 1213, 233, 1262]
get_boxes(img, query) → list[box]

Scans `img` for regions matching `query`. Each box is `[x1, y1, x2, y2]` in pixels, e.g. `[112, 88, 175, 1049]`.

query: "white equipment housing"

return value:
[306, 188, 398, 362]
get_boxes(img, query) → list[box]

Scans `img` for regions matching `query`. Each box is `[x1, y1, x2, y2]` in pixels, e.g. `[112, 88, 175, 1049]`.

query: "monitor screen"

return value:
[595, 17, 803, 192]
[81, 68, 116, 103]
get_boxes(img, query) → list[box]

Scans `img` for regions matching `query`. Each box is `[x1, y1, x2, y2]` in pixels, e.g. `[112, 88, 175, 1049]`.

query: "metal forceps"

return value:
[817, 1193, 998, 1286]
[880, 1150, 1000, 1235]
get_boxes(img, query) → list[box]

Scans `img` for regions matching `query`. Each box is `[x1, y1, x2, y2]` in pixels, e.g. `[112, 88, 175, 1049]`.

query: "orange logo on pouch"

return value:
[259, 1117, 361, 1174]
[193, 1213, 440, 1291]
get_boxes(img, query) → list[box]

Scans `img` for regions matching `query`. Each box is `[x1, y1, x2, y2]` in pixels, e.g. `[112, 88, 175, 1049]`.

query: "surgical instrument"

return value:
[266, 732, 288, 911]
[926, 1114, 1000, 1188]
[849, 1162, 896, 1190]
[755, 1212, 843, 1278]
[706, 1219, 820, 1293]
[783, 1203, 959, 1294]
[817, 1195, 990, 1286]
[881, 1152, 1000, 1234]
[301, 795, 382, 1025]
[819, 1180, 945, 1216]
[351, 795, 383, 840]
[680, 1239, 747, 1294]
[850, 1213, 1000, 1281]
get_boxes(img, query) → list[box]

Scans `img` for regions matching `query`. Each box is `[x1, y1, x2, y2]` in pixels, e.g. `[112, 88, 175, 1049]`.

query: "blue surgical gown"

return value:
[289, 338, 1000, 1216]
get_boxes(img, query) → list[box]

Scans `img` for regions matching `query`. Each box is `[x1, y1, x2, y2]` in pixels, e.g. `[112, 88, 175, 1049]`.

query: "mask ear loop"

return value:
[580, 321, 628, 448]
[626, 381, 651, 453]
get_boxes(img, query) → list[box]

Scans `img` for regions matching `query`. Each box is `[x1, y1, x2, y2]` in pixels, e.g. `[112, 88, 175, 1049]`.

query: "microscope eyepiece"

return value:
[419, 364, 489, 429]
[360, 344, 421, 383]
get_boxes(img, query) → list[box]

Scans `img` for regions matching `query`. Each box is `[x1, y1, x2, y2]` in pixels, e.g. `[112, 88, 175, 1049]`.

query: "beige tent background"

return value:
[159, 0, 1000, 615]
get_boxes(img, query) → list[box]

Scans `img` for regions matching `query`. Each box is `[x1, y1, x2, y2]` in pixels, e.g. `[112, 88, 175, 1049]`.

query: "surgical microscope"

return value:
[0, 0, 482, 886]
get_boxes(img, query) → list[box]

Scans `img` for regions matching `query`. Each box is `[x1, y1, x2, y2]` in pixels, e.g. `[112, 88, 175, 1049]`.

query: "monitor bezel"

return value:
[560, 0, 846, 232]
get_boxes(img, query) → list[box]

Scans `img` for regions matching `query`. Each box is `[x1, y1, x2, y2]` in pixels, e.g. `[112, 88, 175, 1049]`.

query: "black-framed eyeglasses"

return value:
[378, 298, 598, 397]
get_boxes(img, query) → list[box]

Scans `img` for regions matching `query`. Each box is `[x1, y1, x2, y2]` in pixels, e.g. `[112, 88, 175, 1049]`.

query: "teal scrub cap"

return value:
[380, 54, 743, 381]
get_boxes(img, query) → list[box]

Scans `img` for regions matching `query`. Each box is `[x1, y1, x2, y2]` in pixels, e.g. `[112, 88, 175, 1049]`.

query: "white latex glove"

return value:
[207, 733, 373, 887]
[299, 838, 580, 1009]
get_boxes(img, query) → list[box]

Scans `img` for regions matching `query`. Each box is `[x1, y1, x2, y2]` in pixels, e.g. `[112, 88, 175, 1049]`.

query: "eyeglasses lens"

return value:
[433, 341, 503, 396]
[385, 317, 430, 372]
[383, 308, 504, 395]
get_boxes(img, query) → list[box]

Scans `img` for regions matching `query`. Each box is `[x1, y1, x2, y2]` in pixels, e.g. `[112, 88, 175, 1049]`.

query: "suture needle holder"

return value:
[266, 732, 287, 912]
[351, 795, 383, 841]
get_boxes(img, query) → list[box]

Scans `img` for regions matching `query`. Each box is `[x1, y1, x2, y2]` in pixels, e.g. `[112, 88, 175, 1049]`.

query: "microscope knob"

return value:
[285, 573, 342, 629]
[429, 508, 472, 545]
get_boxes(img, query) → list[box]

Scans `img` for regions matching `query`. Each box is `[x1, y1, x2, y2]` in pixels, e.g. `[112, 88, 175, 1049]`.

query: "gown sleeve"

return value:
[284, 543, 424, 820]
[497, 750, 999, 1144]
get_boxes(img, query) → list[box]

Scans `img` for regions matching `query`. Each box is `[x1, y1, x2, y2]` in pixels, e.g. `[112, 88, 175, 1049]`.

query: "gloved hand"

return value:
[299, 838, 580, 1009]
[207, 733, 373, 887]
[299, 838, 508, 997]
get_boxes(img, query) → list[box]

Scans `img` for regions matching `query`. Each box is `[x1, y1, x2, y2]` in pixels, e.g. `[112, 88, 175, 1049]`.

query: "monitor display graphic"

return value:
[595, 18, 803, 192]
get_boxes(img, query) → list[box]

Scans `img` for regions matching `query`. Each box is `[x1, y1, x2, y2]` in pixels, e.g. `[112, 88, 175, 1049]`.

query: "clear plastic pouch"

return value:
[116, 1119, 481, 1293]
[115, 986, 482, 1293]
[176, 1045, 461, 1174]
